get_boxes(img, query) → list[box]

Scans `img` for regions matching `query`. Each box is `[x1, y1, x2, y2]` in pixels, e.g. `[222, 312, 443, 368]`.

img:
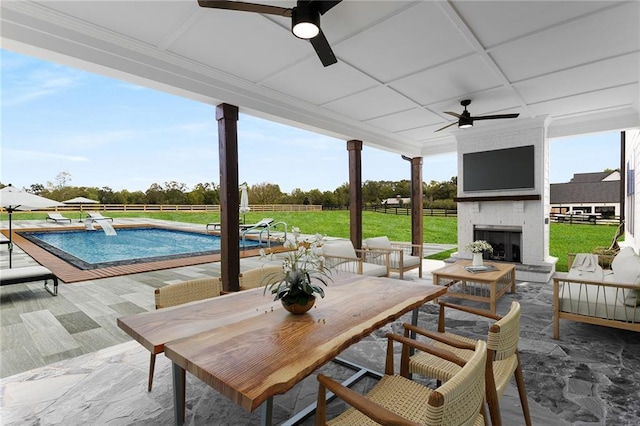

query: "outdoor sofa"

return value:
[553, 248, 640, 339]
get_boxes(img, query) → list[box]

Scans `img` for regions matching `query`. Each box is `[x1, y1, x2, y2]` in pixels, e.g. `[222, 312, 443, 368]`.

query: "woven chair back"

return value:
[239, 265, 283, 291]
[155, 277, 222, 309]
[425, 340, 487, 426]
[487, 301, 521, 361]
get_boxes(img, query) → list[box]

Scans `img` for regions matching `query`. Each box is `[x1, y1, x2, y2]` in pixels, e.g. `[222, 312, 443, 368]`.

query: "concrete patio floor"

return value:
[1, 220, 639, 425]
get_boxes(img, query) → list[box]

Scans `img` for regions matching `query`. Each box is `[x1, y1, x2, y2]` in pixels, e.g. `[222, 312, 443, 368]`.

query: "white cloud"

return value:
[2, 62, 84, 106]
[5, 149, 88, 162]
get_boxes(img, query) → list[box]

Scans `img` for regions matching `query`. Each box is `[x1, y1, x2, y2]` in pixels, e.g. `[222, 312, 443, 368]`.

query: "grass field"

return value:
[2, 210, 621, 272]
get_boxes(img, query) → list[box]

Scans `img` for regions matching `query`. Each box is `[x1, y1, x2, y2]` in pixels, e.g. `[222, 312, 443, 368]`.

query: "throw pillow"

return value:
[322, 241, 357, 259]
[611, 247, 640, 307]
[364, 236, 392, 250]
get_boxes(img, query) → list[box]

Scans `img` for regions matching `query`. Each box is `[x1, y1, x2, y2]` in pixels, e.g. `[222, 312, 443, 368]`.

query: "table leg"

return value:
[490, 282, 496, 314]
[260, 397, 273, 426]
[172, 362, 186, 426]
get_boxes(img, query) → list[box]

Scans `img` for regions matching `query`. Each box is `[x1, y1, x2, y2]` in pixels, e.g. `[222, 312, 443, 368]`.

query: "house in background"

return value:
[550, 171, 620, 218]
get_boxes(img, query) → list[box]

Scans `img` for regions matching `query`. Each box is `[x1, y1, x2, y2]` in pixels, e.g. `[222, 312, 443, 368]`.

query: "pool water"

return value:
[20, 227, 262, 270]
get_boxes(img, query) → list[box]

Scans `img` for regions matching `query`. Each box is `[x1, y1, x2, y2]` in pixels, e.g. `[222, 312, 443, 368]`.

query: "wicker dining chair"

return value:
[404, 300, 531, 426]
[316, 337, 487, 426]
[148, 277, 222, 391]
[238, 265, 284, 291]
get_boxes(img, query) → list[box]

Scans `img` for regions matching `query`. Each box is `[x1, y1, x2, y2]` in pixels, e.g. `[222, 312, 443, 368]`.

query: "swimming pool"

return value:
[19, 227, 263, 270]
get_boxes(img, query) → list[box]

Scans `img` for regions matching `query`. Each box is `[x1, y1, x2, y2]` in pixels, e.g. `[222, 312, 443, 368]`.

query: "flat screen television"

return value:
[463, 145, 535, 192]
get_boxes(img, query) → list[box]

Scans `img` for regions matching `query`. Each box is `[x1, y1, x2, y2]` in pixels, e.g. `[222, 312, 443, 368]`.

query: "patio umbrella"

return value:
[0, 185, 64, 268]
[63, 196, 99, 221]
[239, 183, 250, 224]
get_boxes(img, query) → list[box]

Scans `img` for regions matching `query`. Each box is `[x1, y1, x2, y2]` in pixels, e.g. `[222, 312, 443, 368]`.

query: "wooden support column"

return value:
[403, 155, 424, 256]
[410, 157, 424, 256]
[217, 103, 240, 292]
[347, 140, 363, 251]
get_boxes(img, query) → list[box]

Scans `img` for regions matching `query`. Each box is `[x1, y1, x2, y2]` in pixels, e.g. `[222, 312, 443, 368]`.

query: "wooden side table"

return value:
[431, 260, 515, 313]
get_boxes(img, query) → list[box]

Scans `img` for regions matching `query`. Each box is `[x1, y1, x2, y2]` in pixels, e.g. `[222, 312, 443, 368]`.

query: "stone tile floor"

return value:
[1, 220, 639, 425]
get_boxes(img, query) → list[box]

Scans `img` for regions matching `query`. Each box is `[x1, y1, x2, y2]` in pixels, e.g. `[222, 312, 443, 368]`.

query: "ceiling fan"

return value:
[435, 99, 520, 132]
[198, 0, 341, 67]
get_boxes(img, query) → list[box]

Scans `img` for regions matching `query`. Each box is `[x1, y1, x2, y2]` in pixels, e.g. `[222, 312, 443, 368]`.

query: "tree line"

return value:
[2, 174, 458, 209]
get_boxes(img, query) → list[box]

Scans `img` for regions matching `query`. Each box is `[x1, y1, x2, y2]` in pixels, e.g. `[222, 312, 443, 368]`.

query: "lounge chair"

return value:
[86, 211, 113, 222]
[0, 265, 59, 296]
[206, 222, 222, 232]
[46, 213, 72, 224]
[239, 217, 274, 231]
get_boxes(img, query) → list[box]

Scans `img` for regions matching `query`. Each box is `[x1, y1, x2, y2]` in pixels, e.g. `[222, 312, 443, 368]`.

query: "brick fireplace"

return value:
[453, 117, 557, 283]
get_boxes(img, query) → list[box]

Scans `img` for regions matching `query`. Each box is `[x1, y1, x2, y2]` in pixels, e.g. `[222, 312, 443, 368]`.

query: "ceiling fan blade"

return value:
[309, 29, 337, 66]
[444, 111, 462, 119]
[435, 122, 458, 132]
[472, 113, 520, 121]
[198, 1, 292, 17]
[309, 0, 342, 15]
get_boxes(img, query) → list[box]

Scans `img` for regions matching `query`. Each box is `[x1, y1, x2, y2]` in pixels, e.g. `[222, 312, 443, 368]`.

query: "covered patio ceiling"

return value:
[1, 1, 639, 157]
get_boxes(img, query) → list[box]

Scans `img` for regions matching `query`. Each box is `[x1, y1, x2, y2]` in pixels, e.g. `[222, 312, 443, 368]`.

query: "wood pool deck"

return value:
[1, 223, 268, 283]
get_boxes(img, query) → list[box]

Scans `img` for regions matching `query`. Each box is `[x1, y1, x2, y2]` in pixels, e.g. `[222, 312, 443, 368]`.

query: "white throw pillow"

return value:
[364, 236, 392, 250]
[611, 247, 640, 306]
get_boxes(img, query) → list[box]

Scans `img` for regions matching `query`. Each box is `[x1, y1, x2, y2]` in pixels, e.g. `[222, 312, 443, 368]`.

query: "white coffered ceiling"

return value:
[1, 0, 639, 157]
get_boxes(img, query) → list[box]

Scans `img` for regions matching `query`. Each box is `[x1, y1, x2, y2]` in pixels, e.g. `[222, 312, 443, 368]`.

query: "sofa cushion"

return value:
[364, 236, 392, 250]
[611, 247, 640, 306]
[322, 241, 357, 259]
[389, 252, 421, 270]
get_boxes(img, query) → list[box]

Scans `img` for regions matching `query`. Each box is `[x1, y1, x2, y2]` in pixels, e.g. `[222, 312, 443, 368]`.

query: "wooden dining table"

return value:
[118, 272, 446, 425]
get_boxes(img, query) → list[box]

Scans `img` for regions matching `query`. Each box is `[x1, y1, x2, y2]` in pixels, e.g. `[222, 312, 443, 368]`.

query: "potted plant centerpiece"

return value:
[261, 227, 332, 314]
[465, 240, 494, 267]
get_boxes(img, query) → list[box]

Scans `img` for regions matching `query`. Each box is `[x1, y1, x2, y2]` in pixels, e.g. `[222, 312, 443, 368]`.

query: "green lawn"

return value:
[2, 210, 621, 272]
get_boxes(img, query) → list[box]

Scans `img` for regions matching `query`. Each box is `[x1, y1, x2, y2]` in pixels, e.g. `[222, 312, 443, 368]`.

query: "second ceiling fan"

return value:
[435, 100, 520, 132]
[198, 0, 341, 67]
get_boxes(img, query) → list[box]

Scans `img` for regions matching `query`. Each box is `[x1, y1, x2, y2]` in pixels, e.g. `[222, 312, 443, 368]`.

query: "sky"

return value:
[1, 49, 623, 194]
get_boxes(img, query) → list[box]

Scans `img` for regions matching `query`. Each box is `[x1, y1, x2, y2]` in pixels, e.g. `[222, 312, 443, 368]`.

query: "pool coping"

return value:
[2, 224, 276, 283]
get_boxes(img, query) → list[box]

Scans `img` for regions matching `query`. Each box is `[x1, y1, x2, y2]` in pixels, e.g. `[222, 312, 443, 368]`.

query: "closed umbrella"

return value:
[63, 196, 99, 221]
[239, 183, 250, 224]
[0, 185, 64, 268]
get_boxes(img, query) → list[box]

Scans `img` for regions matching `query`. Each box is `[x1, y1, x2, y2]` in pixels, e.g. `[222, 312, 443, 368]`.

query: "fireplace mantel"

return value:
[454, 194, 540, 202]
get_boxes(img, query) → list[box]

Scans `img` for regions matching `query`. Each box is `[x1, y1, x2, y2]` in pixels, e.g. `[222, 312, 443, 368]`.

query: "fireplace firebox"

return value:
[474, 225, 522, 263]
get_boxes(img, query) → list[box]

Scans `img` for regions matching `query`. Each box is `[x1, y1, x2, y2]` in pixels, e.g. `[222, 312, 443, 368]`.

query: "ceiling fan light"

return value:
[292, 6, 320, 39]
[458, 116, 473, 129]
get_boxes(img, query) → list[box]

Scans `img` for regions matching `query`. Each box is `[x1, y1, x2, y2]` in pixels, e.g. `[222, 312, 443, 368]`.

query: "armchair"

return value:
[364, 236, 423, 279]
[316, 338, 487, 425]
[404, 300, 531, 426]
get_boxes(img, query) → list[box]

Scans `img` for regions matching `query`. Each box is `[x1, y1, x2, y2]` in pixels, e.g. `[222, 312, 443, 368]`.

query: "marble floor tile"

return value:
[55, 311, 101, 335]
